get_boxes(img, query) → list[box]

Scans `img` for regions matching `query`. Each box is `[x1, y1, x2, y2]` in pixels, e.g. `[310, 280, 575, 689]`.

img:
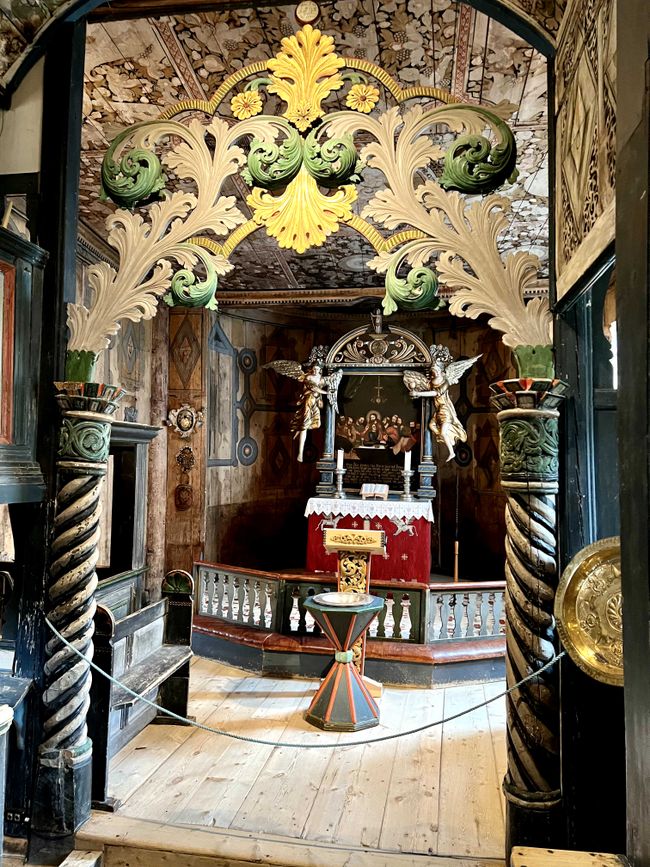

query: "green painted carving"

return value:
[303, 127, 363, 188]
[65, 350, 98, 382]
[241, 119, 303, 190]
[499, 415, 559, 481]
[439, 107, 518, 194]
[383, 257, 440, 316]
[101, 127, 166, 209]
[513, 344, 555, 378]
[340, 71, 368, 85]
[162, 569, 193, 594]
[245, 77, 272, 92]
[164, 245, 219, 311]
[58, 416, 112, 463]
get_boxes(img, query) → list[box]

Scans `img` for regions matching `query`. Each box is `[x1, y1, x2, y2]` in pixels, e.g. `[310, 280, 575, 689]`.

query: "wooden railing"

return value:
[428, 582, 505, 641]
[195, 562, 505, 646]
[196, 564, 280, 631]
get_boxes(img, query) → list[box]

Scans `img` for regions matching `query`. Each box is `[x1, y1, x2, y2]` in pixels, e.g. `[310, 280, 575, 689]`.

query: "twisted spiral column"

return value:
[491, 379, 566, 851]
[35, 382, 123, 836]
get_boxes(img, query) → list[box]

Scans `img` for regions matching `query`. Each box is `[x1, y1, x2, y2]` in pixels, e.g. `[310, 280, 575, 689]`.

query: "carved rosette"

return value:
[40, 383, 124, 761]
[490, 377, 567, 845]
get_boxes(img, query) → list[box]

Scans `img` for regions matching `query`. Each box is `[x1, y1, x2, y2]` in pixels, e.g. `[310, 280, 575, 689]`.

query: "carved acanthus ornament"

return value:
[70, 24, 552, 381]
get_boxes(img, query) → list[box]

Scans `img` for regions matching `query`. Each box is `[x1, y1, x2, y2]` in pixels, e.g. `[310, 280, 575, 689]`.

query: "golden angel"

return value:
[265, 348, 343, 462]
[403, 345, 481, 462]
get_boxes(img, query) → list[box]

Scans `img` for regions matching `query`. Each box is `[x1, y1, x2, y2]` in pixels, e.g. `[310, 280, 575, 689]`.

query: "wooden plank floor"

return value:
[108, 656, 506, 861]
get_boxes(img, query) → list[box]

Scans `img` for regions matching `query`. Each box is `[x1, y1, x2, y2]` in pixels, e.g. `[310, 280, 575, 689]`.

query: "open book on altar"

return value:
[360, 483, 390, 500]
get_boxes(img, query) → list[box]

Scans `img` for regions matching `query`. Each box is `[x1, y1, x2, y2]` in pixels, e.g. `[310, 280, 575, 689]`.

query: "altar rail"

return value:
[194, 562, 505, 646]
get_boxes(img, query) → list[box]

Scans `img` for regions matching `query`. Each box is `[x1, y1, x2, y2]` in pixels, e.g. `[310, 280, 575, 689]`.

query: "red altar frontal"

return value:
[305, 497, 434, 584]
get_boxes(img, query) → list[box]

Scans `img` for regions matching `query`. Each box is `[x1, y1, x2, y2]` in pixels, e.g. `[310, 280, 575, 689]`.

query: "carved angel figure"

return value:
[265, 348, 343, 462]
[403, 345, 481, 462]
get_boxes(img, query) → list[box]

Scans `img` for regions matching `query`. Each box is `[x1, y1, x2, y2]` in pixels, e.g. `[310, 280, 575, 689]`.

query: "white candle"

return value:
[404, 450, 412, 473]
[337, 449, 344, 470]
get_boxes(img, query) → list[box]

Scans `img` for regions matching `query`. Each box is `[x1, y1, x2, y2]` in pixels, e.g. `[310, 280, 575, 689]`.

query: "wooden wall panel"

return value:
[555, 0, 616, 298]
[165, 308, 207, 572]
[204, 311, 335, 569]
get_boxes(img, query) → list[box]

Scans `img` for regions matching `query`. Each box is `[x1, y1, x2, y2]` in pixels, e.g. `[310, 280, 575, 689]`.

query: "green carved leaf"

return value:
[383, 257, 440, 315]
[439, 107, 518, 194]
[245, 77, 272, 92]
[303, 126, 363, 189]
[101, 126, 167, 208]
[242, 118, 303, 190]
[164, 245, 219, 311]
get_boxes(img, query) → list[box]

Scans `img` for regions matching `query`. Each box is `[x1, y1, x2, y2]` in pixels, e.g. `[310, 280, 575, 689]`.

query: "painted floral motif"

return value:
[346, 84, 380, 113]
[230, 90, 263, 120]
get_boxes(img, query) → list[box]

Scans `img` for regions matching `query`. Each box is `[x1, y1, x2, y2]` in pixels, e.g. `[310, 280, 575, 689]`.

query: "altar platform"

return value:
[76, 655, 507, 866]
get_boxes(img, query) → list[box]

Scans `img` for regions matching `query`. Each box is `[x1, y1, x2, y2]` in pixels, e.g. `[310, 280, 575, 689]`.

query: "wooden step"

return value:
[511, 848, 628, 867]
[77, 812, 505, 867]
[59, 852, 103, 866]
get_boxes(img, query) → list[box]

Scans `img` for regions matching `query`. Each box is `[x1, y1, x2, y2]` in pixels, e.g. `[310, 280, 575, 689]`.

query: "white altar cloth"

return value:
[305, 497, 434, 523]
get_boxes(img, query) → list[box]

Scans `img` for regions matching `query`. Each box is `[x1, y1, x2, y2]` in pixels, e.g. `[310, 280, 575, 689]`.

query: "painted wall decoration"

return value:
[554, 0, 616, 297]
[166, 308, 207, 571]
[205, 310, 339, 567]
[68, 20, 552, 385]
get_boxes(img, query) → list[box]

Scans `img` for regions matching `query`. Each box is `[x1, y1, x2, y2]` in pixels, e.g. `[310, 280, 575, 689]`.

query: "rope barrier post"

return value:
[491, 376, 567, 856]
[33, 382, 124, 838]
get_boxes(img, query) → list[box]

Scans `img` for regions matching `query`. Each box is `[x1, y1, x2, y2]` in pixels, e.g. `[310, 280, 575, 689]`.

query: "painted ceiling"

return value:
[78, 1, 550, 295]
[0, 0, 565, 96]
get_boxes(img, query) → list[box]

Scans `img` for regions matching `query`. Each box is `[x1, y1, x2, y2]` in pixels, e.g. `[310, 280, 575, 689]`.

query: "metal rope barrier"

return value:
[45, 617, 564, 750]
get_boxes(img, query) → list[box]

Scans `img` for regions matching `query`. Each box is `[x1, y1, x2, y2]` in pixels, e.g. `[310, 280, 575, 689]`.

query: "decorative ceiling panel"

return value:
[0, 0, 565, 97]
[78, 0, 549, 295]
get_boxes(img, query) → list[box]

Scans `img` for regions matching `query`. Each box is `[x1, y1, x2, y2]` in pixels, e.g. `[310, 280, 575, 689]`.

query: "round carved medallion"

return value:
[555, 536, 623, 687]
[295, 0, 320, 24]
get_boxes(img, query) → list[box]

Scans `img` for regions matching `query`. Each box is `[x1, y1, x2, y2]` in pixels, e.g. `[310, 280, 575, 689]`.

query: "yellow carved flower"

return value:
[230, 91, 263, 120]
[286, 99, 320, 132]
[346, 83, 380, 113]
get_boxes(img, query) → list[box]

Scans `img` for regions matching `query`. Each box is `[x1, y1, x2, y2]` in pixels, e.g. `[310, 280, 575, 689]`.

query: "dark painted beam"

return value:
[8, 17, 87, 852]
[616, 0, 650, 861]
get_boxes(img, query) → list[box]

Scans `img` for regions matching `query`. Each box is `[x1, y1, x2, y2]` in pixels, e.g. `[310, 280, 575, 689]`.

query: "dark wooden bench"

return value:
[88, 570, 194, 811]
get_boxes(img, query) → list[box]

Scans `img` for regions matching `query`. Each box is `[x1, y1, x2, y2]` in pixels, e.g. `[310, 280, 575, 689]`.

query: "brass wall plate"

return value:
[554, 536, 623, 687]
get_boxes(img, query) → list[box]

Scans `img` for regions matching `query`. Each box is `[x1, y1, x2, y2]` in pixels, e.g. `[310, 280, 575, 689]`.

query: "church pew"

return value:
[87, 570, 194, 811]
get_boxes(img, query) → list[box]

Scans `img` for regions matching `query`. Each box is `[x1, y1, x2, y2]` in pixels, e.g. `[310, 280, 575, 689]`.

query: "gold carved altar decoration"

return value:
[64, 24, 553, 383]
[323, 528, 386, 670]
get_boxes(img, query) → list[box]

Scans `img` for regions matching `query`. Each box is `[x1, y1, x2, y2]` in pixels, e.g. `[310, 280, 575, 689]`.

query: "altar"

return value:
[305, 497, 434, 584]
[265, 313, 482, 586]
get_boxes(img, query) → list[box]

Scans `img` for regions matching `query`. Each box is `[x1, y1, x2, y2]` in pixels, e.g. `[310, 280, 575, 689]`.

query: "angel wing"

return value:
[444, 354, 482, 387]
[263, 359, 305, 382]
[403, 370, 430, 395]
[323, 368, 343, 415]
